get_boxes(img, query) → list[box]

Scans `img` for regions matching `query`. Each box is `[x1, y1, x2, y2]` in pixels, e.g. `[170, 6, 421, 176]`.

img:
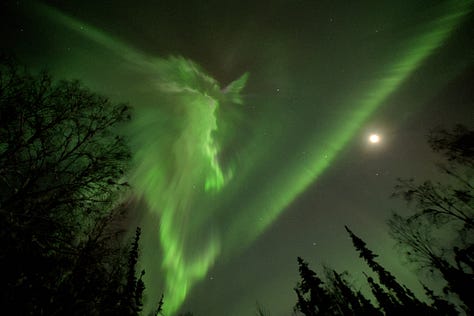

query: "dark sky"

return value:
[2, 1, 473, 315]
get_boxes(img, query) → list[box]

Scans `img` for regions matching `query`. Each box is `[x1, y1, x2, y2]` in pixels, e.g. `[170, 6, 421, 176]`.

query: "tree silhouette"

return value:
[345, 226, 436, 314]
[0, 57, 139, 315]
[428, 125, 474, 168]
[324, 269, 381, 316]
[422, 283, 458, 315]
[294, 256, 385, 316]
[294, 225, 462, 316]
[291, 126, 472, 315]
[149, 294, 165, 316]
[123, 227, 146, 315]
[365, 275, 400, 316]
[388, 125, 473, 313]
[294, 257, 335, 316]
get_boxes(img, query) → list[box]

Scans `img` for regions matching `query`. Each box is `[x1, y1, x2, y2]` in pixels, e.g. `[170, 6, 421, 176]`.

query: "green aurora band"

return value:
[127, 62, 248, 315]
[225, 0, 473, 250]
[35, 1, 472, 314]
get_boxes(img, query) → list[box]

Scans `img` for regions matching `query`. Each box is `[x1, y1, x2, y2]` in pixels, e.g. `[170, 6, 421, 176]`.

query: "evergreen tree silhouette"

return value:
[434, 259, 473, 314]
[345, 226, 435, 314]
[366, 276, 401, 316]
[150, 294, 164, 316]
[422, 284, 458, 315]
[121, 227, 146, 315]
[294, 257, 334, 315]
[326, 270, 382, 316]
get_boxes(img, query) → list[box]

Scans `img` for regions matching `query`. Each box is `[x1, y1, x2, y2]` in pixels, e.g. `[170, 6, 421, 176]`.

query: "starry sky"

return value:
[2, 1, 474, 315]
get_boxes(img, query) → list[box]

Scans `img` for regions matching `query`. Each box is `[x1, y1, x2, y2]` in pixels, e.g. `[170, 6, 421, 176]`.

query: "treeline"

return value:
[0, 57, 158, 315]
[293, 125, 473, 316]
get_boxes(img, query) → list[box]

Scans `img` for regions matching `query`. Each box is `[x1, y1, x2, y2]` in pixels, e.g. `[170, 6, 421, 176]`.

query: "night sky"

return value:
[2, 1, 473, 315]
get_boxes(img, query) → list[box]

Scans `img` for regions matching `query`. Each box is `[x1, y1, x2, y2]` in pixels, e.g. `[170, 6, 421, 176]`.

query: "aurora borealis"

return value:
[2, 1, 473, 315]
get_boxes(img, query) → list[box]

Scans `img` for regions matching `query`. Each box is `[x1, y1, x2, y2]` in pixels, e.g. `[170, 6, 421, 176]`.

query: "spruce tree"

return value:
[294, 257, 334, 315]
[327, 270, 382, 316]
[345, 226, 435, 314]
[422, 284, 458, 315]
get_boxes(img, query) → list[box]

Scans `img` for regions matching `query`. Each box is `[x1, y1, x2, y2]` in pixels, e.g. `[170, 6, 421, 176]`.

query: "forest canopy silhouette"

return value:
[0, 57, 150, 315]
[294, 125, 473, 316]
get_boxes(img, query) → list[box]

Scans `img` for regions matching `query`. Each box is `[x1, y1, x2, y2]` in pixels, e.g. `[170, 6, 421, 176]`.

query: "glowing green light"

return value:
[34, 1, 472, 315]
[225, 0, 472, 250]
[34, 4, 248, 314]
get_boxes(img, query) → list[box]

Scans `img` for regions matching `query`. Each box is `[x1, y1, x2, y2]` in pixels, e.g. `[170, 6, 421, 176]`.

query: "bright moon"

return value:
[369, 134, 380, 143]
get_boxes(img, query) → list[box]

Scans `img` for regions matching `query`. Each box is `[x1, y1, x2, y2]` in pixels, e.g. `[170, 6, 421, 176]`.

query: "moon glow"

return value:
[369, 134, 380, 143]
